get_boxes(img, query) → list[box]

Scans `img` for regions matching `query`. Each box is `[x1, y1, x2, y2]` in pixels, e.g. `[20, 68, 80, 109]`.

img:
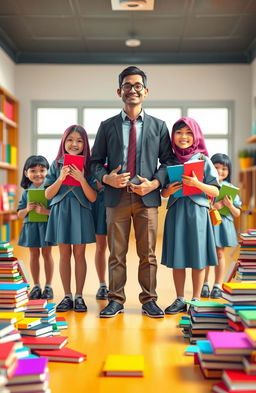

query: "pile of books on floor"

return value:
[236, 230, 256, 282]
[178, 300, 228, 344]
[0, 282, 29, 313]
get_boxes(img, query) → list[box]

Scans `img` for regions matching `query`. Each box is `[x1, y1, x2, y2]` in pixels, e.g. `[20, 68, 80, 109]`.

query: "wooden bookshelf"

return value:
[238, 165, 256, 232]
[0, 87, 19, 241]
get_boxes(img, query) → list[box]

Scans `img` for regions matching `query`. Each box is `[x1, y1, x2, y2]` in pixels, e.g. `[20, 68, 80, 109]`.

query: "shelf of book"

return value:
[0, 87, 19, 242]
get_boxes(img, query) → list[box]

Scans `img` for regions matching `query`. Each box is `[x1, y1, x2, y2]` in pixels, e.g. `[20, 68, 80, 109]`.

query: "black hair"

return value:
[20, 155, 49, 189]
[118, 66, 147, 88]
[211, 153, 232, 182]
[173, 121, 188, 132]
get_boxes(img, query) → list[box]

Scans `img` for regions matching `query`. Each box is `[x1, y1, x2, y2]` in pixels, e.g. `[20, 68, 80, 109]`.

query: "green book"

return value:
[215, 183, 240, 216]
[27, 189, 48, 222]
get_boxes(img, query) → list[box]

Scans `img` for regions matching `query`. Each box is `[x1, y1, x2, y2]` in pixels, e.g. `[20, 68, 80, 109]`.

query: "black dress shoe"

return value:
[29, 286, 42, 300]
[210, 286, 222, 299]
[200, 284, 210, 298]
[41, 286, 54, 300]
[56, 296, 73, 312]
[142, 301, 164, 318]
[165, 298, 187, 315]
[74, 297, 87, 312]
[96, 286, 108, 300]
[99, 300, 124, 318]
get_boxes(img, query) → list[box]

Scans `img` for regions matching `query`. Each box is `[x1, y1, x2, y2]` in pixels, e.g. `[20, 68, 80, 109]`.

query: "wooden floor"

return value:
[13, 233, 238, 393]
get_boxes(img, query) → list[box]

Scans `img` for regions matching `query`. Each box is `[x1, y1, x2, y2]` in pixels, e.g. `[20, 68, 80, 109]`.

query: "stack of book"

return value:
[0, 283, 29, 313]
[16, 317, 53, 338]
[236, 230, 256, 281]
[212, 370, 256, 392]
[178, 300, 228, 344]
[25, 300, 56, 326]
[222, 282, 256, 305]
[0, 317, 21, 346]
[0, 241, 14, 259]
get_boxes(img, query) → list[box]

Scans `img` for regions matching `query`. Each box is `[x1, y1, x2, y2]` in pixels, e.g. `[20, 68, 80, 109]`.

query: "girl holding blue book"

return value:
[45, 125, 96, 312]
[201, 153, 241, 299]
[17, 155, 55, 300]
[161, 117, 220, 314]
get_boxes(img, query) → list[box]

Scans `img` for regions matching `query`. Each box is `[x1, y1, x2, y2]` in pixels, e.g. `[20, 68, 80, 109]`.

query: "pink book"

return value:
[62, 154, 85, 187]
[207, 331, 253, 354]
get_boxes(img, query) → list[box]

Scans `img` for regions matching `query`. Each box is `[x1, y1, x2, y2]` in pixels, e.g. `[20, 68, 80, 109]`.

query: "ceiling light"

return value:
[111, 0, 154, 11]
[125, 37, 141, 47]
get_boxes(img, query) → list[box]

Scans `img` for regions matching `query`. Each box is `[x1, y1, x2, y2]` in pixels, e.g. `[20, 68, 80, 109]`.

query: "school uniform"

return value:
[44, 158, 96, 245]
[161, 153, 220, 269]
[18, 184, 55, 248]
[213, 180, 241, 247]
[91, 188, 107, 236]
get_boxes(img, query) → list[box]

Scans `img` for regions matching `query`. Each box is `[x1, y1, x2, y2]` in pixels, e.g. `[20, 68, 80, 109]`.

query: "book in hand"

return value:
[62, 154, 85, 186]
[215, 183, 240, 216]
[34, 346, 86, 363]
[166, 159, 204, 197]
[27, 189, 48, 223]
[103, 354, 144, 377]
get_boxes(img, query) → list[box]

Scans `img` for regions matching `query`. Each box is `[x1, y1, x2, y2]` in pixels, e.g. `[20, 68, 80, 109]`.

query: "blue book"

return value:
[184, 345, 199, 355]
[166, 165, 183, 197]
[197, 340, 214, 354]
[0, 282, 28, 292]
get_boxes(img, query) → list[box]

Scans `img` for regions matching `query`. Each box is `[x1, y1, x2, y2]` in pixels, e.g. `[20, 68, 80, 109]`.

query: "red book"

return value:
[228, 319, 245, 332]
[62, 154, 85, 187]
[27, 299, 47, 309]
[34, 347, 86, 363]
[183, 159, 204, 195]
[223, 370, 256, 390]
[212, 381, 256, 393]
[22, 335, 68, 350]
[0, 342, 16, 367]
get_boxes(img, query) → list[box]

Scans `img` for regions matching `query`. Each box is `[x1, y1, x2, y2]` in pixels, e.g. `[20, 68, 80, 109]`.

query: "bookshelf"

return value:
[0, 87, 19, 241]
[238, 165, 256, 232]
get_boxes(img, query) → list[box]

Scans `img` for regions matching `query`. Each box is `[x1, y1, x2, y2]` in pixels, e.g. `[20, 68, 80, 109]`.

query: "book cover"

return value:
[10, 357, 48, 380]
[22, 335, 68, 350]
[27, 189, 48, 223]
[222, 282, 256, 294]
[19, 323, 53, 336]
[0, 341, 16, 366]
[34, 347, 86, 363]
[166, 159, 204, 197]
[103, 354, 144, 377]
[185, 300, 225, 312]
[0, 282, 28, 293]
[62, 154, 85, 187]
[16, 318, 41, 330]
[245, 328, 256, 347]
[212, 381, 256, 393]
[238, 310, 256, 327]
[223, 369, 256, 390]
[207, 331, 253, 354]
[184, 345, 199, 356]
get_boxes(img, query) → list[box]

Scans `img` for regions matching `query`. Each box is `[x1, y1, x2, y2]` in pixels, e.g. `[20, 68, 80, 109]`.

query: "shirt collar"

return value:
[121, 109, 144, 122]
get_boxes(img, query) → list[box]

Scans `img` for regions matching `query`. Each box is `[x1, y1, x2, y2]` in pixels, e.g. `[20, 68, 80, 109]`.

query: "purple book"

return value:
[207, 331, 253, 354]
[12, 357, 48, 376]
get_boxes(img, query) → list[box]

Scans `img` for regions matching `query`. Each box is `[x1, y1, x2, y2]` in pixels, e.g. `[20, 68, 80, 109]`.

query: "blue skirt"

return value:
[213, 215, 238, 247]
[91, 191, 107, 236]
[161, 198, 218, 269]
[18, 222, 55, 248]
[45, 193, 96, 245]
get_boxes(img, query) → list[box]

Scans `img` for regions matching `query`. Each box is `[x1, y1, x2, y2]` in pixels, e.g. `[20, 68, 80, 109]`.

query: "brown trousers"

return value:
[106, 189, 158, 304]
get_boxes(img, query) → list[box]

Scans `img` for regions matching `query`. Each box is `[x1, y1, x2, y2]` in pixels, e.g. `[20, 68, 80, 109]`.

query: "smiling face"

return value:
[25, 165, 48, 187]
[173, 126, 194, 149]
[214, 162, 229, 182]
[117, 74, 148, 108]
[64, 131, 84, 155]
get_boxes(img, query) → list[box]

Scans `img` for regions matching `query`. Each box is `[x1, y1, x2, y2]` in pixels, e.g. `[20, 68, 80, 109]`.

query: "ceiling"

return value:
[0, 0, 256, 64]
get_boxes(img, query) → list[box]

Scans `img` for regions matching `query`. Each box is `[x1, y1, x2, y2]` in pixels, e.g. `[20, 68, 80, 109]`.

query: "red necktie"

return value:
[126, 118, 137, 179]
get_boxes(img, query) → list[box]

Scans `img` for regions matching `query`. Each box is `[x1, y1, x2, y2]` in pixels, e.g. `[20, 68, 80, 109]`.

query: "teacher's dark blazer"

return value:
[90, 112, 174, 207]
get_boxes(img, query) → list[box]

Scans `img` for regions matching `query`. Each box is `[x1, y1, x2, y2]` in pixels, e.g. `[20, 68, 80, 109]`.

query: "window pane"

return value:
[37, 139, 60, 164]
[37, 108, 78, 134]
[145, 108, 182, 132]
[187, 108, 228, 135]
[205, 138, 228, 158]
[83, 108, 120, 135]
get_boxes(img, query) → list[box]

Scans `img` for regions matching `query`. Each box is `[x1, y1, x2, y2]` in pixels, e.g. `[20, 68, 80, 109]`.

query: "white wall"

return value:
[0, 48, 15, 94]
[15, 63, 251, 181]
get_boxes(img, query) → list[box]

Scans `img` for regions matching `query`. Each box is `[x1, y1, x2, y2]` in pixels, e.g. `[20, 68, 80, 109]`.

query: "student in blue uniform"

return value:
[161, 117, 220, 314]
[201, 153, 241, 299]
[45, 125, 97, 312]
[91, 182, 108, 300]
[17, 155, 55, 300]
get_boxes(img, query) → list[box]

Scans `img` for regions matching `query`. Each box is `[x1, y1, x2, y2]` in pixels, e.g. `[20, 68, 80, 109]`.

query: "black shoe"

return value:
[99, 300, 124, 318]
[200, 284, 210, 298]
[56, 296, 73, 312]
[96, 286, 108, 300]
[210, 287, 222, 299]
[74, 297, 87, 312]
[142, 301, 164, 318]
[165, 299, 187, 315]
[41, 286, 54, 300]
[29, 286, 42, 300]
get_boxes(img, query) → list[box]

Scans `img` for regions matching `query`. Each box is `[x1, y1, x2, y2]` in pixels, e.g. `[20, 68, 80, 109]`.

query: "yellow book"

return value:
[245, 328, 256, 347]
[103, 354, 144, 377]
[0, 312, 24, 323]
[222, 282, 256, 294]
[10, 146, 17, 166]
[16, 317, 41, 329]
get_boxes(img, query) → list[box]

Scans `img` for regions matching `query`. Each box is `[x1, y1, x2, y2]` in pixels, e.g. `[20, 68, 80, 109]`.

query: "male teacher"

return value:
[90, 66, 174, 318]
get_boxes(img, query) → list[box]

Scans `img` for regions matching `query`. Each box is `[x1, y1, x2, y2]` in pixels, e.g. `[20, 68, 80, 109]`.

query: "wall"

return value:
[0, 48, 15, 94]
[15, 63, 251, 182]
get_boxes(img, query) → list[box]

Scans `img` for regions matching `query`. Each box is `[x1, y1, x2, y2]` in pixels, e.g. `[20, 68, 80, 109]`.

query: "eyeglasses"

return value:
[120, 82, 145, 92]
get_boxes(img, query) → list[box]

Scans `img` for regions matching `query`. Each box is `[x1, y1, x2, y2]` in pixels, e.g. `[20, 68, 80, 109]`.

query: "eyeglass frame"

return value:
[120, 82, 145, 92]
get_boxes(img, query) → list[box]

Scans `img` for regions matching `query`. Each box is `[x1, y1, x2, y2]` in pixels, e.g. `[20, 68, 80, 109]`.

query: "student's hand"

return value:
[34, 203, 47, 215]
[213, 200, 224, 210]
[130, 176, 160, 196]
[59, 165, 70, 182]
[103, 165, 130, 188]
[69, 164, 84, 183]
[182, 171, 200, 188]
[26, 202, 36, 212]
[223, 195, 233, 208]
[161, 182, 182, 197]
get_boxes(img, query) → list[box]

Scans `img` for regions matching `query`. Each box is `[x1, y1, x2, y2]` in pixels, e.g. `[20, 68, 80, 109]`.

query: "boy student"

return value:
[90, 66, 174, 318]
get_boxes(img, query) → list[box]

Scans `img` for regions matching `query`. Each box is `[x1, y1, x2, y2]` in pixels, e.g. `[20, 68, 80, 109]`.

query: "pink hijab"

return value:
[171, 117, 209, 164]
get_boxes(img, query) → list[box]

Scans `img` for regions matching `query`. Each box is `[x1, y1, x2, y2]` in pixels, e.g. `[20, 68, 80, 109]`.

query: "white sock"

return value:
[100, 283, 107, 288]
[177, 296, 185, 302]
[213, 283, 221, 289]
[45, 284, 52, 288]
[192, 297, 200, 302]
[65, 294, 73, 300]
[75, 294, 82, 300]
[33, 284, 41, 288]
[203, 282, 209, 287]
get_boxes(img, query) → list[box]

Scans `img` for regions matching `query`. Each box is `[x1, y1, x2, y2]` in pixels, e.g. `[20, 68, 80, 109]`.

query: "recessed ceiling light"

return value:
[125, 38, 141, 47]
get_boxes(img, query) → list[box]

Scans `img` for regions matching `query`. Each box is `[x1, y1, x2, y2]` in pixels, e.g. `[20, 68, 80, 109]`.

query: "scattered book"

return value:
[34, 347, 86, 363]
[27, 189, 48, 223]
[22, 335, 68, 350]
[62, 154, 85, 187]
[103, 354, 144, 377]
[167, 159, 204, 197]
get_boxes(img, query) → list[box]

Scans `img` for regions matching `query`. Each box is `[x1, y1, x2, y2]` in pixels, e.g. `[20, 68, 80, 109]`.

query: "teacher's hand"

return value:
[103, 165, 130, 188]
[129, 176, 160, 196]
